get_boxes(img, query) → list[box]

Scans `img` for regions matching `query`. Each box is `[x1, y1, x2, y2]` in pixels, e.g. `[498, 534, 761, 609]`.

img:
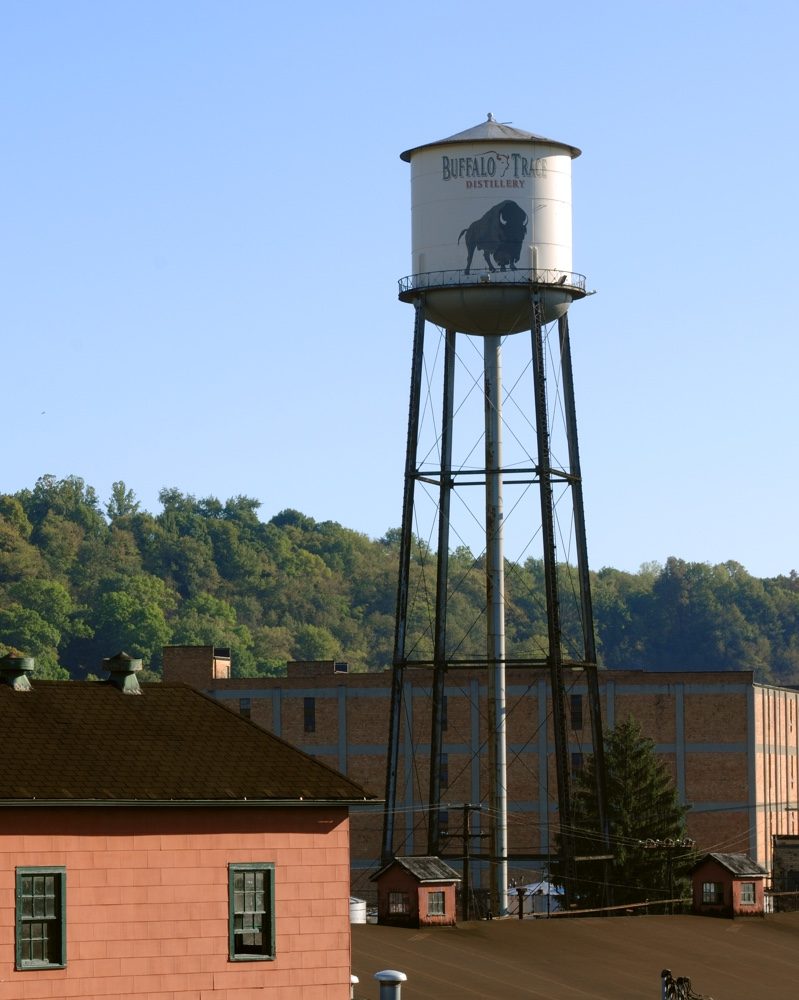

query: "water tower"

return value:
[381, 116, 608, 914]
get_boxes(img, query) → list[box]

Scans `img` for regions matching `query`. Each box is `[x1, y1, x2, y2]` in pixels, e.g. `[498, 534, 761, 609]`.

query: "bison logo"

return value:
[458, 200, 528, 275]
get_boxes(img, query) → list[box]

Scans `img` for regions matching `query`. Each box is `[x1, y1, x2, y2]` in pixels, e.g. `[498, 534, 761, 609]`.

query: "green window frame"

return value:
[15, 867, 66, 970]
[428, 890, 445, 916]
[228, 863, 275, 961]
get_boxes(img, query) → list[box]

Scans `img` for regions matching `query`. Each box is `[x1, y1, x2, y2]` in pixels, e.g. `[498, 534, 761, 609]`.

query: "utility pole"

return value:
[641, 837, 696, 913]
[442, 804, 490, 920]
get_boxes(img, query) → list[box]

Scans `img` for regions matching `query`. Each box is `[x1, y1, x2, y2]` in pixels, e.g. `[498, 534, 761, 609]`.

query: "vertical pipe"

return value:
[375, 971, 408, 999]
[382, 298, 426, 864]
[429, 329, 456, 855]
[531, 300, 575, 904]
[558, 314, 610, 862]
[484, 333, 508, 917]
[462, 803, 472, 921]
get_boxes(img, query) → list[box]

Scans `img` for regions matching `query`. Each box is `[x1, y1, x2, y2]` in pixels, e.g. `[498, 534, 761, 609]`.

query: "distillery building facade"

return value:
[163, 646, 799, 891]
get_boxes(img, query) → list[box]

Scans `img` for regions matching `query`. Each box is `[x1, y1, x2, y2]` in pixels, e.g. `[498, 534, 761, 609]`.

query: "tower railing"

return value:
[398, 268, 587, 296]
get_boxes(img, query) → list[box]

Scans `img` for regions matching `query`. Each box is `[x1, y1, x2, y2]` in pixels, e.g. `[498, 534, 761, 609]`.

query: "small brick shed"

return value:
[691, 852, 768, 917]
[372, 856, 461, 927]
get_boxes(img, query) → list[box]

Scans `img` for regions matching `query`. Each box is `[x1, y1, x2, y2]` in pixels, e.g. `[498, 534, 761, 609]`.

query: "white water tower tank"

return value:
[399, 115, 586, 334]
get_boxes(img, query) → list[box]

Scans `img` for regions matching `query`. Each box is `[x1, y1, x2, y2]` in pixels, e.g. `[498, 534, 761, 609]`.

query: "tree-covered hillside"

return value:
[1, 475, 797, 684]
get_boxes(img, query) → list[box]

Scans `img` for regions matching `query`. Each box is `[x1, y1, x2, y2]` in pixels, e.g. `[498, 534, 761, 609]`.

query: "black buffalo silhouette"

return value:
[458, 200, 528, 274]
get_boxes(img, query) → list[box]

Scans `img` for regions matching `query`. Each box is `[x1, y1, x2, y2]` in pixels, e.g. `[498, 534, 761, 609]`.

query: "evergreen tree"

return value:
[557, 717, 691, 909]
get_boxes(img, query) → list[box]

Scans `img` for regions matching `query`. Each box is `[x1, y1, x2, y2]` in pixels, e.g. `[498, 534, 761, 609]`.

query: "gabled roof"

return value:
[693, 853, 768, 877]
[372, 856, 461, 883]
[0, 680, 377, 806]
[400, 115, 581, 162]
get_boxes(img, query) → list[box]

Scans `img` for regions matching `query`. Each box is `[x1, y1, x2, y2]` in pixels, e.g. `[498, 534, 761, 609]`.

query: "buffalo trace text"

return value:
[442, 152, 547, 181]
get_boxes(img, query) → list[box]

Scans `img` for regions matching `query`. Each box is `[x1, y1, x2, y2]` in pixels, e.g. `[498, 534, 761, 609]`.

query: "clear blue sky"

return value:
[3, 0, 797, 578]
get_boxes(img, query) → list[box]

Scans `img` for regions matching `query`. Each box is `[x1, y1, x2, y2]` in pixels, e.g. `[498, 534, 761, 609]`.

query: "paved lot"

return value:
[352, 913, 799, 999]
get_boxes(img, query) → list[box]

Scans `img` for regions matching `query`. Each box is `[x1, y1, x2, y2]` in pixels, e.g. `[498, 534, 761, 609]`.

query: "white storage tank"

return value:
[349, 897, 367, 924]
[399, 115, 586, 334]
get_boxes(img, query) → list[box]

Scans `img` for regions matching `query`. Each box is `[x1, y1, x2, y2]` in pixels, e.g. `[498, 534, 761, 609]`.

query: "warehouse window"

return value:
[570, 694, 583, 730]
[428, 891, 445, 916]
[740, 882, 755, 905]
[16, 868, 66, 969]
[442, 694, 448, 731]
[571, 752, 584, 777]
[239, 697, 251, 719]
[389, 891, 409, 915]
[229, 864, 275, 960]
[304, 697, 316, 733]
[440, 752, 449, 788]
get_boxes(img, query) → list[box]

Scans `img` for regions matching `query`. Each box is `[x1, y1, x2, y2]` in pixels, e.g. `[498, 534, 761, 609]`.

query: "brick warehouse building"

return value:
[164, 646, 799, 891]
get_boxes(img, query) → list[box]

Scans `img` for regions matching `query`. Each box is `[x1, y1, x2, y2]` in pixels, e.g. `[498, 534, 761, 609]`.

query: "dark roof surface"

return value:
[373, 856, 462, 883]
[695, 853, 768, 877]
[0, 681, 376, 805]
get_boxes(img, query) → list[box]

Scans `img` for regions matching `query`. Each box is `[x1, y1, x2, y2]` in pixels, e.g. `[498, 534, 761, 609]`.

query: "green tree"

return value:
[21, 474, 104, 535]
[171, 593, 256, 675]
[0, 603, 68, 676]
[556, 717, 690, 908]
[106, 481, 140, 520]
[292, 623, 339, 661]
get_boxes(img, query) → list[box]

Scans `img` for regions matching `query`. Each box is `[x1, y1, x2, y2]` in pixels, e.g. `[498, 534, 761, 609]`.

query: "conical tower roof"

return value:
[400, 113, 581, 162]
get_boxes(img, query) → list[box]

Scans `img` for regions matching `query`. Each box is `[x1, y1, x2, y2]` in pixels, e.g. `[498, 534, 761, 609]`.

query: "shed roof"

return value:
[0, 680, 377, 806]
[693, 853, 768, 877]
[372, 856, 462, 884]
[400, 114, 581, 162]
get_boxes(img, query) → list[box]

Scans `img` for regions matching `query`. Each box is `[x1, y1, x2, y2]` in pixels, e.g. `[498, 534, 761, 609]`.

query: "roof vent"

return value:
[0, 654, 34, 691]
[103, 651, 143, 694]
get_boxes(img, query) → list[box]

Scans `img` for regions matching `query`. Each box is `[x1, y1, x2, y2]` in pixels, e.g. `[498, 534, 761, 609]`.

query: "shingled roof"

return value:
[372, 856, 461, 883]
[0, 680, 376, 805]
[693, 853, 768, 877]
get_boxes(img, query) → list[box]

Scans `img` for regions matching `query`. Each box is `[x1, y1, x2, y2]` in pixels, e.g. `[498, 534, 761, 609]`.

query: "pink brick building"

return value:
[691, 852, 768, 918]
[0, 653, 376, 1000]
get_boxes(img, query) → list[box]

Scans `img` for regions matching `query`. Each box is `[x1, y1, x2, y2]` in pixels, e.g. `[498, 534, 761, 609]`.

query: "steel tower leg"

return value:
[558, 314, 609, 862]
[484, 334, 509, 916]
[382, 298, 426, 864]
[428, 329, 456, 855]
[531, 300, 576, 905]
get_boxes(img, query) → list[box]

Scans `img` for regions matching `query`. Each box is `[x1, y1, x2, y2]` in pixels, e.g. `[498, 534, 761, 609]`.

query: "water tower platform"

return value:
[398, 268, 587, 335]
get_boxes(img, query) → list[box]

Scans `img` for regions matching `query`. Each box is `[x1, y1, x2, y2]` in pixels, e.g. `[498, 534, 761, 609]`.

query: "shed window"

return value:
[304, 697, 316, 733]
[16, 867, 66, 969]
[428, 891, 445, 916]
[229, 864, 275, 961]
[702, 881, 724, 905]
[388, 891, 409, 914]
[740, 881, 755, 905]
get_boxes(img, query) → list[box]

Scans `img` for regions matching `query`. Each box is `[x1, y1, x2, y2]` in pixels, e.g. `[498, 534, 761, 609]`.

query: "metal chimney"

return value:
[0, 654, 34, 691]
[103, 651, 143, 694]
